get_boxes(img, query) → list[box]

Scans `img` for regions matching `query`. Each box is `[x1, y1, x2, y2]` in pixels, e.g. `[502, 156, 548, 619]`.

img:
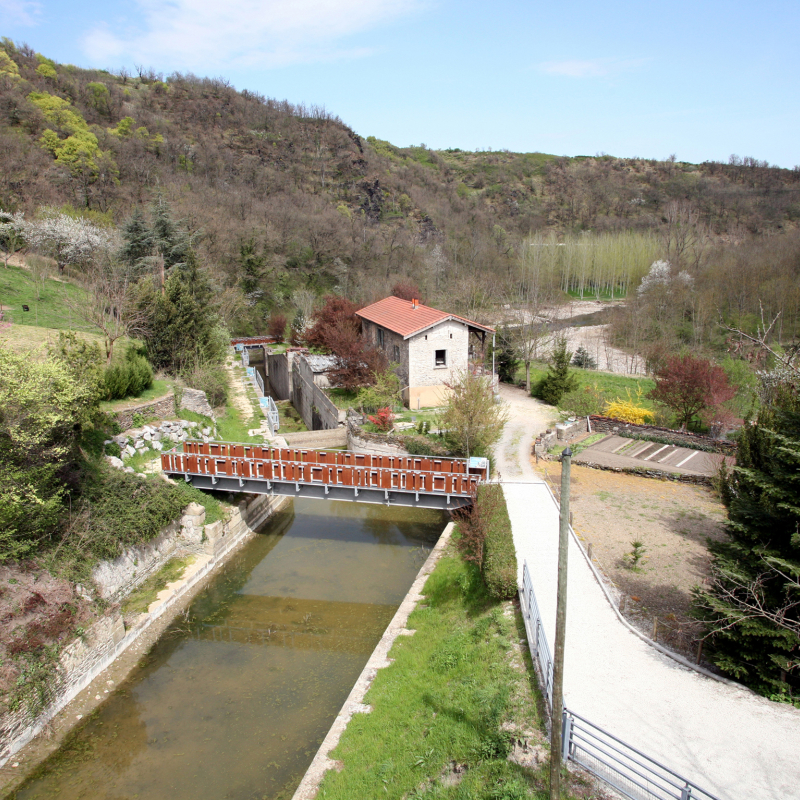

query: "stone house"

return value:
[356, 296, 495, 408]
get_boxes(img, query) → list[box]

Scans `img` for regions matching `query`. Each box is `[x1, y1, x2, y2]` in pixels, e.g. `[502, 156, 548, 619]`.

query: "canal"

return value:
[11, 498, 446, 800]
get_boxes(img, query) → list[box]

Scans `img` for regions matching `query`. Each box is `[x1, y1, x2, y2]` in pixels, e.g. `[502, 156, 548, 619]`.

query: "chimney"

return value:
[412, 298, 418, 309]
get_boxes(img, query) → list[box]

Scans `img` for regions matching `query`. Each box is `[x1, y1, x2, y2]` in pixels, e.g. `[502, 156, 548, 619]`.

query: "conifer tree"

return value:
[119, 208, 153, 271]
[694, 382, 800, 698]
[534, 336, 578, 405]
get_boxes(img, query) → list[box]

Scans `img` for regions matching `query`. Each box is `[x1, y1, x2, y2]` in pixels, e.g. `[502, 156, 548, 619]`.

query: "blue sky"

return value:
[2, 0, 798, 166]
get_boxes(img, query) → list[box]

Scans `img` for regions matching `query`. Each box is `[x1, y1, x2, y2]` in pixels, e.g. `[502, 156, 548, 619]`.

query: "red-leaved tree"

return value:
[367, 407, 394, 431]
[391, 281, 423, 302]
[649, 354, 735, 430]
[305, 295, 360, 351]
[267, 313, 288, 343]
[325, 322, 388, 390]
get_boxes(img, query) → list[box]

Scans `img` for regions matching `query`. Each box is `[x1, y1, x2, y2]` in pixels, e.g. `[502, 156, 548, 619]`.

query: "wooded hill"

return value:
[1, 39, 799, 335]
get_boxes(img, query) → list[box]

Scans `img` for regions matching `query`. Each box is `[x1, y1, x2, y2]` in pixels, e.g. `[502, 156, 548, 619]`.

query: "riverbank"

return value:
[299, 537, 596, 800]
[0, 492, 289, 797]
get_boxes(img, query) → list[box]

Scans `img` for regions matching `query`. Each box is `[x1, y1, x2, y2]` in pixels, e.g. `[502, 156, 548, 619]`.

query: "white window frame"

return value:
[434, 348, 447, 368]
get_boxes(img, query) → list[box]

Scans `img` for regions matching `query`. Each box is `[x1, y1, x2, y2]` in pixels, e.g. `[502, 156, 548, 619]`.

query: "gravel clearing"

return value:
[494, 389, 800, 800]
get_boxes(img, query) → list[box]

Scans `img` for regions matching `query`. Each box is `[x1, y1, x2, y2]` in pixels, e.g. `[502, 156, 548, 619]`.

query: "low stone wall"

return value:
[114, 394, 175, 430]
[571, 456, 712, 486]
[0, 493, 287, 769]
[588, 416, 736, 454]
[347, 419, 411, 456]
[281, 429, 348, 448]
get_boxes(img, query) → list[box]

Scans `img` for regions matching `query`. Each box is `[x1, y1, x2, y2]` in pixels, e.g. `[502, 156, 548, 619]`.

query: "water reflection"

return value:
[12, 499, 444, 800]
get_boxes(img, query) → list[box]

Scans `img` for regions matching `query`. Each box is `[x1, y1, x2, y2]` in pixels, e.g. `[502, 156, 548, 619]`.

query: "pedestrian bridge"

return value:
[160, 442, 489, 509]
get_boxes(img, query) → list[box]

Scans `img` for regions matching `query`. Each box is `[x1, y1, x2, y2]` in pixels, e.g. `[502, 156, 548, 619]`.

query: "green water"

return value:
[12, 498, 445, 800]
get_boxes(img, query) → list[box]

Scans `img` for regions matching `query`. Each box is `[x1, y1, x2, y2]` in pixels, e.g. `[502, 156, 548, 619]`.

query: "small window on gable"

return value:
[377, 328, 385, 349]
[435, 349, 447, 367]
[450, 333, 453, 339]
[393, 345, 400, 361]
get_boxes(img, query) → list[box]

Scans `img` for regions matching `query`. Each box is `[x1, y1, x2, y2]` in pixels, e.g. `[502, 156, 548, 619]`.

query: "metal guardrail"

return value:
[260, 395, 280, 435]
[521, 562, 553, 707]
[519, 561, 721, 800]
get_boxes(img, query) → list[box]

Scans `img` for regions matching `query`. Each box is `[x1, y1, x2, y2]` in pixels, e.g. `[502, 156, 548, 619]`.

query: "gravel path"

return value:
[494, 389, 800, 800]
[495, 383, 556, 480]
[503, 480, 800, 799]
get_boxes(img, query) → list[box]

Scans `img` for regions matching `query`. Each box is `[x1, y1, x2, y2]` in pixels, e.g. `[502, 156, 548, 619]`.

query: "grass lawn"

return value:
[0, 265, 90, 330]
[327, 387, 360, 409]
[519, 361, 656, 410]
[317, 549, 592, 800]
[0, 322, 105, 357]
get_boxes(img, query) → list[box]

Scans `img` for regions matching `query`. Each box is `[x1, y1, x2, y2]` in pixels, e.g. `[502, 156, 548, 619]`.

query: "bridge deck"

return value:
[161, 442, 488, 509]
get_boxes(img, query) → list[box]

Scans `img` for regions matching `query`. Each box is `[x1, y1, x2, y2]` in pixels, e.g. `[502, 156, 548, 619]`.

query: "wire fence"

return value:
[519, 561, 721, 800]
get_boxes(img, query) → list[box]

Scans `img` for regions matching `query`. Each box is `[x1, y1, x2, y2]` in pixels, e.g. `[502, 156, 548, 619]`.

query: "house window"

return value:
[377, 328, 385, 349]
[435, 349, 447, 367]
[393, 345, 400, 361]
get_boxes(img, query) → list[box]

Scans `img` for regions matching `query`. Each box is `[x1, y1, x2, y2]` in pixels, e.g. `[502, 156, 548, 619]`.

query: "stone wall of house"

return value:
[0, 493, 288, 769]
[407, 320, 469, 407]
[114, 394, 175, 430]
[362, 319, 410, 391]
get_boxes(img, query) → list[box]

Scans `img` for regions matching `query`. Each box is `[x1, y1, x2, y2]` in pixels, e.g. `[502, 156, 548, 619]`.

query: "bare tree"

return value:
[66, 259, 147, 364]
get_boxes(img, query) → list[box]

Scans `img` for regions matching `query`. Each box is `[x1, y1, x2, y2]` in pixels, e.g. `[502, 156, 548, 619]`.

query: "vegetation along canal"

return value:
[10, 498, 446, 800]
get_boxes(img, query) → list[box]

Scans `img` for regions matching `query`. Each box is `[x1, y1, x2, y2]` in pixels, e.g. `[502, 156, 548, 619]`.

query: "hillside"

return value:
[1, 39, 800, 336]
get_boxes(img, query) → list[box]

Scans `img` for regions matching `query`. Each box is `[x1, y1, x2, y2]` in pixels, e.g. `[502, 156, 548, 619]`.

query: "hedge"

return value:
[479, 483, 518, 600]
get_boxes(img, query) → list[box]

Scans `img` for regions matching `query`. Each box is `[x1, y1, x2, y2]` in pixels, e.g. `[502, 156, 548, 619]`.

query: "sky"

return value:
[2, 0, 798, 167]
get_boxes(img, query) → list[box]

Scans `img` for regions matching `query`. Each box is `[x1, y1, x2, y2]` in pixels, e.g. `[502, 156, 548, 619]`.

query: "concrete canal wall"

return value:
[0, 493, 289, 769]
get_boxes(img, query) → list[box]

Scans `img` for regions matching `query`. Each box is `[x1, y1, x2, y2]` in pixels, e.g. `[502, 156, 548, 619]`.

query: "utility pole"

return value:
[549, 446, 572, 800]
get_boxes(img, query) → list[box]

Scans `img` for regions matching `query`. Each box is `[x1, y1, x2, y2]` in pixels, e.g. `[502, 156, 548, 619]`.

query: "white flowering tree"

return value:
[0, 210, 27, 268]
[23, 210, 117, 274]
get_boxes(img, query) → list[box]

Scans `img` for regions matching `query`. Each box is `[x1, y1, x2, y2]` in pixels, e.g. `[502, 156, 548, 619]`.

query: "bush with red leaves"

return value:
[305, 295, 360, 352]
[326, 323, 388, 390]
[267, 313, 288, 343]
[391, 281, 424, 303]
[367, 407, 394, 431]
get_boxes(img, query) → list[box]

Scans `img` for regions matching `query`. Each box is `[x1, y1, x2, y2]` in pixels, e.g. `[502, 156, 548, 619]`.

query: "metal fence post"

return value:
[681, 785, 692, 800]
[561, 709, 572, 762]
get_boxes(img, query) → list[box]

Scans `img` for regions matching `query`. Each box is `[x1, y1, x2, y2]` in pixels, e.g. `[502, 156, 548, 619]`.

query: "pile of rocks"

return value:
[105, 419, 219, 472]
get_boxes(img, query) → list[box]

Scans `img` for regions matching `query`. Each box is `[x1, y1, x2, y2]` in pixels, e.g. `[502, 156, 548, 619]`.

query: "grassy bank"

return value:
[317, 550, 591, 800]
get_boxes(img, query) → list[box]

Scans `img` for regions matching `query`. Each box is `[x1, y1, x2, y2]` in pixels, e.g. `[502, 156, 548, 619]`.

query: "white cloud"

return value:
[539, 58, 646, 78]
[0, 0, 40, 26]
[82, 0, 422, 71]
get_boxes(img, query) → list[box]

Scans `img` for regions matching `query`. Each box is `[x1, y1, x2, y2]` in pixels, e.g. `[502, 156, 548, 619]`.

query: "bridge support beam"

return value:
[165, 474, 471, 510]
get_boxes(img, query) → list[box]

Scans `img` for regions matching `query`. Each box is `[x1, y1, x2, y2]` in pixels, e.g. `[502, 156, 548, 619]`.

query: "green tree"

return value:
[440, 371, 509, 460]
[357, 364, 402, 411]
[137, 251, 225, 374]
[0, 345, 97, 560]
[492, 328, 518, 384]
[534, 337, 578, 405]
[572, 345, 597, 369]
[694, 382, 800, 698]
[119, 208, 153, 272]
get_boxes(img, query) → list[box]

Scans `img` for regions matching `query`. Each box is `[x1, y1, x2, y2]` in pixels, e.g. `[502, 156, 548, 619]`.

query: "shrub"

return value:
[559, 385, 605, 416]
[184, 363, 228, 407]
[479, 484, 517, 600]
[402, 435, 450, 457]
[103, 353, 154, 400]
[367, 407, 394, 431]
[572, 345, 597, 369]
[268, 313, 287, 343]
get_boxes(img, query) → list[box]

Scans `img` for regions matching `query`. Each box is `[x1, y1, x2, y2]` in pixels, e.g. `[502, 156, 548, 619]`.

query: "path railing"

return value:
[519, 561, 720, 800]
[260, 395, 280, 435]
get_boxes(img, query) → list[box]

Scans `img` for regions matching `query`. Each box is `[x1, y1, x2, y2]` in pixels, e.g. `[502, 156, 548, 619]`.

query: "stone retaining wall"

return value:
[588, 416, 736, 454]
[114, 394, 175, 430]
[571, 457, 712, 486]
[0, 493, 287, 769]
[281, 429, 348, 448]
[346, 419, 411, 456]
[179, 388, 215, 418]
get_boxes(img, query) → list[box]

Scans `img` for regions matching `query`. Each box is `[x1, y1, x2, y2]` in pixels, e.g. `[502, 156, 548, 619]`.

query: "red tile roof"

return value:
[356, 296, 495, 339]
